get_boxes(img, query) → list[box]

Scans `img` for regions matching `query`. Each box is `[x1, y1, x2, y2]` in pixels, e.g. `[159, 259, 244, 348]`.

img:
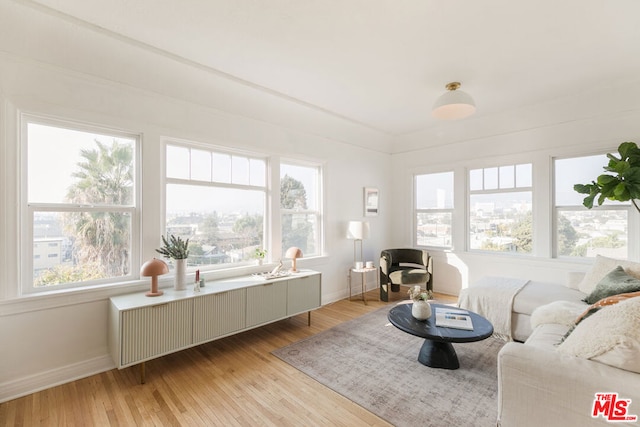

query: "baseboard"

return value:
[0, 354, 115, 403]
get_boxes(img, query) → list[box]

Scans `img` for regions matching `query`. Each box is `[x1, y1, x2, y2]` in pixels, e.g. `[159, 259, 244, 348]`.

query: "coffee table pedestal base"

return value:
[418, 340, 460, 370]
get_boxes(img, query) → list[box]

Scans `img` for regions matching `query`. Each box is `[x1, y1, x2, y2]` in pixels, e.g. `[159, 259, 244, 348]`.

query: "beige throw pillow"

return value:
[577, 255, 640, 294]
[557, 296, 640, 373]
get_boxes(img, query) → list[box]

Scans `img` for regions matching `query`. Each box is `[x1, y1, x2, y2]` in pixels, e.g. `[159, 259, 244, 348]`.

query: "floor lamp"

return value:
[346, 221, 370, 269]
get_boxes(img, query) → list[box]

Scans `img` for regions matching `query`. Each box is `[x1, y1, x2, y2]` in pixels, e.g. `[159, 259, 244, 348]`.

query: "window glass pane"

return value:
[484, 168, 498, 190]
[28, 123, 135, 205]
[557, 210, 627, 258]
[555, 155, 612, 206]
[416, 172, 454, 209]
[281, 164, 319, 211]
[213, 153, 231, 183]
[166, 184, 265, 266]
[516, 163, 532, 187]
[33, 210, 132, 287]
[166, 145, 189, 179]
[282, 213, 318, 255]
[191, 149, 211, 181]
[249, 158, 266, 187]
[469, 169, 483, 191]
[281, 163, 321, 256]
[499, 166, 514, 189]
[416, 212, 452, 247]
[232, 156, 250, 185]
[469, 192, 532, 253]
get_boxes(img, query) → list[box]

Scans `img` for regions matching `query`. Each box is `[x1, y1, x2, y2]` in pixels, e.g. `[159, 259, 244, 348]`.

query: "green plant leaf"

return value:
[618, 142, 639, 159]
[574, 141, 640, 214]
[573, 183, 592, 194]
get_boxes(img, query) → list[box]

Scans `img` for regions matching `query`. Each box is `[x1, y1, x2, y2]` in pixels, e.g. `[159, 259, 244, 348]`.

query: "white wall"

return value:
[0, 2, 392, 402]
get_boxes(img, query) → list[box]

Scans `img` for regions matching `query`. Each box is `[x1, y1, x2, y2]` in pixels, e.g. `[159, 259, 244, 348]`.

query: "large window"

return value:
[415, 171, 454, 248]
[469, 164, 532, 253]
[555, 154, 629, 258]
[165, 143, 267, 269]
[280, 162, 322, 257]
[24, 117, 138, 292]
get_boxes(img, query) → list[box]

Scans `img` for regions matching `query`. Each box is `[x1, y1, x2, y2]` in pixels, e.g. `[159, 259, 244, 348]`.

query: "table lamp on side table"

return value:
[346, 220, 370, 269]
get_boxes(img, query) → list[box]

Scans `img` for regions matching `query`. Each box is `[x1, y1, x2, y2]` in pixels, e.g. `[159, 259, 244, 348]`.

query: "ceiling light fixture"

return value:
[432, 81, 476, 120]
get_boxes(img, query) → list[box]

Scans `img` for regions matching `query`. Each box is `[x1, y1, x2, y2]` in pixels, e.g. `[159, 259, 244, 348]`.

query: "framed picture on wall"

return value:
[364, 187, 379, 216]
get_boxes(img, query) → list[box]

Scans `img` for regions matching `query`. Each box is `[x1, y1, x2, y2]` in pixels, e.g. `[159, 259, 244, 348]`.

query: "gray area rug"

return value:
[272, 303, 505, 427]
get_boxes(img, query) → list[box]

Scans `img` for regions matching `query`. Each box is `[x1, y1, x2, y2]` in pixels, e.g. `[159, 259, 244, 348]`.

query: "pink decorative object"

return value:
[140, 258, 169, 297]
[285, 247, 303, 272]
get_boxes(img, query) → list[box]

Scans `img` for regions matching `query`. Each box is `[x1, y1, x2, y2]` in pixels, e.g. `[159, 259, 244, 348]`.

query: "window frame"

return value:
[414, 171, 454, 249]
[280, 159, 324, 258]
[21, 114, 141, 294]
[553, 152, 637, 259]
[163, 138, 270, 270]
[467, 163, 533, 254]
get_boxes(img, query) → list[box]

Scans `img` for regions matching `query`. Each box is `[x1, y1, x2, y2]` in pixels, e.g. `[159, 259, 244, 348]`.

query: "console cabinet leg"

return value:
[140, 362, 146, 384]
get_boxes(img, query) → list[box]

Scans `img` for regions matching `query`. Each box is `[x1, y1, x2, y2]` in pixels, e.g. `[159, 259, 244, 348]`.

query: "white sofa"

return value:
[492, 256, 640, 426]
[498, 321, 640, 426]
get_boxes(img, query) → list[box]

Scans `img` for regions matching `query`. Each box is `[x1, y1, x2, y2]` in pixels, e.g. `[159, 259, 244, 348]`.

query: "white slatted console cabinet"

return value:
[109, 270, 321, 382]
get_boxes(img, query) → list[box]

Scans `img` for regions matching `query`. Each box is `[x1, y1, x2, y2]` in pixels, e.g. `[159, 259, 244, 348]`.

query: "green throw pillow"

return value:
[583, 266, 640, 304]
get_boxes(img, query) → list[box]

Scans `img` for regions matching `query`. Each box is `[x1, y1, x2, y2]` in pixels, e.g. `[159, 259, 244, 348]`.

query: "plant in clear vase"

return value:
[408, 285, 433, 320]
[254, 248, 267, 265]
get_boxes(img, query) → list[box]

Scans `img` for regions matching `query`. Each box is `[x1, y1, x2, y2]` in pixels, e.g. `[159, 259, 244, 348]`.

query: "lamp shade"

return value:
[346, 221, 370, 240]
[432, 82, 476, 120]
[141, 257, 169, 297]
[141, 257, 170, 277]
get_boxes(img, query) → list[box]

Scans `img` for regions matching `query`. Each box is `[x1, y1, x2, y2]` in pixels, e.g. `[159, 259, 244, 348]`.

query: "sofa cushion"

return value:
[512, 281, 586, 316]
[557, 296, 640, 373]
[524, 322, 571, 351]
[389, 268, 429, 285]
[577, 255, 640, 295]
[583, 266, 640, 304]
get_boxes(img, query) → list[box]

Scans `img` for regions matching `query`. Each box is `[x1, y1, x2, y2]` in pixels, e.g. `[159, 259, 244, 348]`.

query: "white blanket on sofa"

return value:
[457, 277, 529, 341]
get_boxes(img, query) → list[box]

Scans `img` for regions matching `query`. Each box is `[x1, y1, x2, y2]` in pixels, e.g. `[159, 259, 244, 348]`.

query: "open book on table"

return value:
[435, 307, 474, 330]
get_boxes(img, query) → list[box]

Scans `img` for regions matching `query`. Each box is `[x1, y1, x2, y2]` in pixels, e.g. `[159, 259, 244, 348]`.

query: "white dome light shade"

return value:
[432, 82, 476, 120]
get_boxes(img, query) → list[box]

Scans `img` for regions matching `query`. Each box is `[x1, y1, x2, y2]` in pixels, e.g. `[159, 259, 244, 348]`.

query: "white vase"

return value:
[174, 258, 187, 291]
[412, 300, 432, 320]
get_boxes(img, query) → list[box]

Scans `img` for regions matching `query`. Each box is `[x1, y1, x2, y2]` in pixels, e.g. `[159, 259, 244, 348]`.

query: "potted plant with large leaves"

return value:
[574, 141, 640, 215]
[156, 235, 190, 291]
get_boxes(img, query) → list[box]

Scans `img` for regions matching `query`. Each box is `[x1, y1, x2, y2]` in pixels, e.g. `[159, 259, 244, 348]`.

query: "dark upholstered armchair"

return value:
[379, 248, 433, 302]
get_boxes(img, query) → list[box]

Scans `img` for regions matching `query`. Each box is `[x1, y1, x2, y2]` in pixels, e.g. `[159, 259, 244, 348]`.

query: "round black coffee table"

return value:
[388, 303, 493, 369]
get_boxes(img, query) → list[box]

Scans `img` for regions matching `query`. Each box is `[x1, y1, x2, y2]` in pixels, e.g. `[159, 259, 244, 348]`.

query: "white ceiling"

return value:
[26, 0, 640, 136]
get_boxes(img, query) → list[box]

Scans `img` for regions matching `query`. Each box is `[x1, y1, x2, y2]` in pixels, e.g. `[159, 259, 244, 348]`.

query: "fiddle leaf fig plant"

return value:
[574, 141, 640, 214]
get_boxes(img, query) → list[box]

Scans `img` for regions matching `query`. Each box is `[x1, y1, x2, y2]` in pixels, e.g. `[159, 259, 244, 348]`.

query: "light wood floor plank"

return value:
[0, 290, 456, 426]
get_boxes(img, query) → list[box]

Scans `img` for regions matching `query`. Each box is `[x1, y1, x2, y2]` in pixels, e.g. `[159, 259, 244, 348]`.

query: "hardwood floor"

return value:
[0, 289, 456, 426]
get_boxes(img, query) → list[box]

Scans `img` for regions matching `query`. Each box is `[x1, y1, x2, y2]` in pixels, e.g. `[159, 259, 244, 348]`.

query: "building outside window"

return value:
[24, 117, 138, 292]
[280, 162, 322, 257]
[555, 154, 629, 258]
[415, 171, 454, 248]
[469, 164, 532, 253]
[165, 142, 267, 269]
